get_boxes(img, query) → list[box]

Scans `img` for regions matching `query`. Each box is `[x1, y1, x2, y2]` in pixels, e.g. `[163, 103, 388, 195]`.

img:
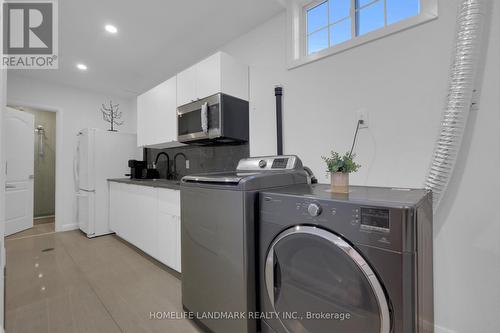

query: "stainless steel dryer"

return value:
[180, 156, 308, 333]
[258, 184, 433, 333]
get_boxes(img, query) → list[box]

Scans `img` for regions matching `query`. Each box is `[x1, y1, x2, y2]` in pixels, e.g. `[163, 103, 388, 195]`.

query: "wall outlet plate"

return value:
[186, 160, 190, 169]
[356, 109, 369, 129]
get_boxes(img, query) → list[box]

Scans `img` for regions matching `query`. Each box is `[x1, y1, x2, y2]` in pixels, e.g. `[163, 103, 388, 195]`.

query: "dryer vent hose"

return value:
[424, 0, 485, 211]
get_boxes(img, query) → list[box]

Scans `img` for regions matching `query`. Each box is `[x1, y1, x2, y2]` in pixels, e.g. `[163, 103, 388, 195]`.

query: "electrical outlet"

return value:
[185, 160, 190, 169]
[356, 109, 369, 129]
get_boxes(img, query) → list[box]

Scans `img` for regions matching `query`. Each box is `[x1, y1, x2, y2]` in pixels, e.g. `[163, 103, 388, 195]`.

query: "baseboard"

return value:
[34, 215, 55, 220]
[435, 324, 457, 333]
[57, 223, 79, 232]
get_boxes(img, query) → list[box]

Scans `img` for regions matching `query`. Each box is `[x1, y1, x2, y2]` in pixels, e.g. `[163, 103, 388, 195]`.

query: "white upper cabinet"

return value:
[137, 76, 178, 148]
[137, 51, 248, 146]
[176, 51, 249, 107]
[176, 65, 198, 108]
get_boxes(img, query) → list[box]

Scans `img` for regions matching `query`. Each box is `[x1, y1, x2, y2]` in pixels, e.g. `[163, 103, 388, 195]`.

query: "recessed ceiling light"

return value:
[105, 24, 118, 34]
[76, 63, 88, 71]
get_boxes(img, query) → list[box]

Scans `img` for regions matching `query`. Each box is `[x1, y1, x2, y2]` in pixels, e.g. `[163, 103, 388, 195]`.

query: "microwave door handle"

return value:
[201, 102, 208, 134]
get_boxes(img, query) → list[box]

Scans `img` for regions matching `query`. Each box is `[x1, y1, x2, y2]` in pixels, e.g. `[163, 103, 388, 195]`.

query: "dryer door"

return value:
[265, 226, 390, 333]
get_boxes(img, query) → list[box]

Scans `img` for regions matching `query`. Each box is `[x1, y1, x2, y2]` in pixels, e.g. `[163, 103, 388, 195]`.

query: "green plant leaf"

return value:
[322, 150, 361, 173]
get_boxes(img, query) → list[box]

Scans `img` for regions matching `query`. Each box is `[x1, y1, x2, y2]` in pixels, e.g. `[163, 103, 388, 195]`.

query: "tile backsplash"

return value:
[145, 143, 250, 180]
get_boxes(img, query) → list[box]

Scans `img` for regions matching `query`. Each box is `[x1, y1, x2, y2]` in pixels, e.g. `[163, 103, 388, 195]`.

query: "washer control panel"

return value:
[237, 155, 302, 171]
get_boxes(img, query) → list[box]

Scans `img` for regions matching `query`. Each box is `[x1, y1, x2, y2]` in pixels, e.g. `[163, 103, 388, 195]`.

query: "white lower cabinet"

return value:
[109, 182, 181, 272]
[109, 182, 122, 234]
[157, 212, 181, 272]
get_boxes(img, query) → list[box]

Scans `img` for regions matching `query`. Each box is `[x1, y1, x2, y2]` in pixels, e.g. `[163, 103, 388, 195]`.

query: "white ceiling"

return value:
[9, 0, 284, 98]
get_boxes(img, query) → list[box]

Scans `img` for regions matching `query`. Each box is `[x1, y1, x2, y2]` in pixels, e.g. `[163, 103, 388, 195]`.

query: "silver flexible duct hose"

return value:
[424, 0, 484, 210]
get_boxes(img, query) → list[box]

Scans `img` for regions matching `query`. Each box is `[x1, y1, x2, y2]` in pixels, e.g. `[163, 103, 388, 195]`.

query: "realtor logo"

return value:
[2, 1, 58, 68]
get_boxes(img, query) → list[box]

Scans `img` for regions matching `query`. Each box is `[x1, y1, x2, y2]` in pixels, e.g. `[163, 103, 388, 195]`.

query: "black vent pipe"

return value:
[275, 86, 283, 155]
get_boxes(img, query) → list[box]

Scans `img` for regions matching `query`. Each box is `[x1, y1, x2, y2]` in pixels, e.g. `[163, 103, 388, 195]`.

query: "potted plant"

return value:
[322, 151, 361, 194]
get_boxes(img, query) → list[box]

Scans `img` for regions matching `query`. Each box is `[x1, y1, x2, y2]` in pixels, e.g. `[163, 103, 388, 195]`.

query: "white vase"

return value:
[331, 172, 349, 194]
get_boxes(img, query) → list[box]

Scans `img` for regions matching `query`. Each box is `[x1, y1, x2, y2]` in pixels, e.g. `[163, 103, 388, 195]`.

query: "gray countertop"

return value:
[108, 178, 180, 190]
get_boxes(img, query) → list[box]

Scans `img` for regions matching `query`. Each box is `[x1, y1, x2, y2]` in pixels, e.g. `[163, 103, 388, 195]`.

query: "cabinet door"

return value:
[132, 185, 158, 257]
[136, 93, 150, 147]
[157, 212, 179, 271]
[108, 182, 122, 234]
[177, 65, 197, 107]
[110, 182, 135, 242]
[137, 76, 177, 146]
[118, 184, 158, 256]
[220, 52, 249, 101]
[196, 53, 221, 100]
[160, 76, 177, 143]
[158, 188, 180, 216]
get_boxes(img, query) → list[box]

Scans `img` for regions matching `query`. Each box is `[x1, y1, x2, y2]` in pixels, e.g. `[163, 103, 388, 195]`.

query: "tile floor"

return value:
[5, 229, 201, 333]
[6, 217, 55, 241]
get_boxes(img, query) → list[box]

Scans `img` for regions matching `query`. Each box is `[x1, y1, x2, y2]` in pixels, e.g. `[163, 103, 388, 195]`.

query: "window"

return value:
[287, 0, 437, 67]
[306, 0, 420, 55]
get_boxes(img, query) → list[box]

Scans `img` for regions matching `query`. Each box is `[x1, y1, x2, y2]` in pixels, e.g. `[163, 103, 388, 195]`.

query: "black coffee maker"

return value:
[127, 160, 147, 179]
[127, 160, 160, 179]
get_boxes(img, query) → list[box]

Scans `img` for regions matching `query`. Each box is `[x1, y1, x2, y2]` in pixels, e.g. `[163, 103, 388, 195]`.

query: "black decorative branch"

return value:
[100, 100, 124, 131]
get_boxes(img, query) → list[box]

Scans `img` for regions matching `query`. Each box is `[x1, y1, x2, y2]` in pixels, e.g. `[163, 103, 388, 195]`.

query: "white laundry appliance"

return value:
[74, 128, 140, 238]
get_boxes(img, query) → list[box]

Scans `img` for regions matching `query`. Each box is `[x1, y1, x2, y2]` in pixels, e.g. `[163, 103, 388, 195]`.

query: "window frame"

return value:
[287, 0, 438, 69]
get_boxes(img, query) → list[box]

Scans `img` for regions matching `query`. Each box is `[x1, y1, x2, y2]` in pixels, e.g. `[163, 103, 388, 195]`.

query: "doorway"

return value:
[5, 106, 56, 239]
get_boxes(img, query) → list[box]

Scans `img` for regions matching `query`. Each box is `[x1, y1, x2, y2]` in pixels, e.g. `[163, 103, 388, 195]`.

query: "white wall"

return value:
[221, 1, 500, 332]
[6, 75, 137, 232]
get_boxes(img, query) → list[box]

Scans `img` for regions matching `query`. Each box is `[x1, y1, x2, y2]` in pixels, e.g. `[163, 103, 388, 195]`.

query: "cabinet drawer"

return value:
[158, 188, 180, 215]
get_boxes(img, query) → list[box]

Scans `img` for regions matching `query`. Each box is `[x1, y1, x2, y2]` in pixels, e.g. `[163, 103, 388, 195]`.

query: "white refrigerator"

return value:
[74, 128, 140, 238]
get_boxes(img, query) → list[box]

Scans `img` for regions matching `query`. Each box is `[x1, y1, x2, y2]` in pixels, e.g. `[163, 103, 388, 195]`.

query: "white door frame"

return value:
[7, 100, 64, 232]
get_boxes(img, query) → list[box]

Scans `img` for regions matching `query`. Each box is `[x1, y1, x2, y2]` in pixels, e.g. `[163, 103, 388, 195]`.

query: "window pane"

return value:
[330, 18, 352, 45]
[308, 28, 329, 54]
[387, 0, 420, 25]
[330, 0, 351, 22]
[356, 0, 385, 36]
[356, 0, 376, 8]
[307, 1, 328, 33]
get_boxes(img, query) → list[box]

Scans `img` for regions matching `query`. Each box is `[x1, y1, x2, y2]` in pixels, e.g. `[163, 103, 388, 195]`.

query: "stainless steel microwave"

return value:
[177, 93, 249, 144]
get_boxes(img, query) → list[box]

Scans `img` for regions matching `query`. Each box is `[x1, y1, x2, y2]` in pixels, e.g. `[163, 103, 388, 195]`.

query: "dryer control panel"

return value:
[261, 193, 415, 253]
[360, 207, 390, 233]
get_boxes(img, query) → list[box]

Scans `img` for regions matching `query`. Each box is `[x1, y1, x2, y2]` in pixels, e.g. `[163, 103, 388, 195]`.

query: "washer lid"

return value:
[182, 171, 259, 184]
[181, 156, 308, 190]
[265, 226, 391, 333]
